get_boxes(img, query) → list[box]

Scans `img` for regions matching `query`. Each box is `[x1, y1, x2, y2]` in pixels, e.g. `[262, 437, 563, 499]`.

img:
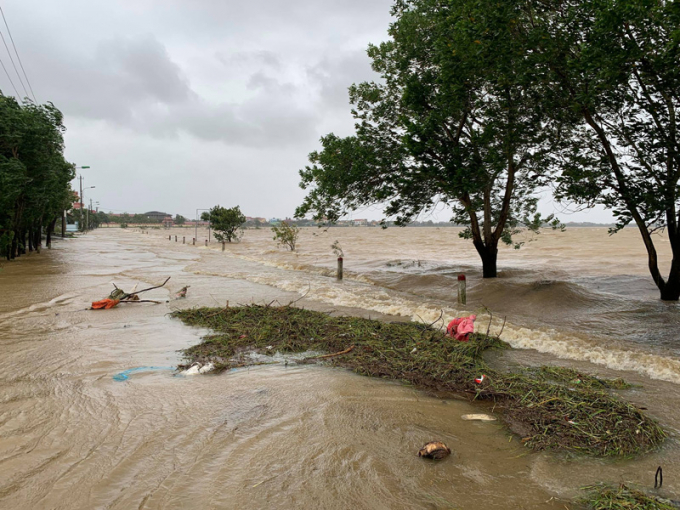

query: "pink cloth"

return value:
[446, 315, 476, 341]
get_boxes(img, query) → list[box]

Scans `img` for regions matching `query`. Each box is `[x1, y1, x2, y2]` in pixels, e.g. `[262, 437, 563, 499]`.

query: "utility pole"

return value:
[79, 175, 84, 232]
[88, 199, 92, 230]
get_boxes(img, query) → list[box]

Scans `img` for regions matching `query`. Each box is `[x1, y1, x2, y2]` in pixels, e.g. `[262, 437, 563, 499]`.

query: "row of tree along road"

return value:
[295, 0, 680, 301]
[0, 94, 74, 261]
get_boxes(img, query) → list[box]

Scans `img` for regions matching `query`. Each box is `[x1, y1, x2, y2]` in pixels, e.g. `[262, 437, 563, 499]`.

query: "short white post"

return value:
[457, 274, 466, 305]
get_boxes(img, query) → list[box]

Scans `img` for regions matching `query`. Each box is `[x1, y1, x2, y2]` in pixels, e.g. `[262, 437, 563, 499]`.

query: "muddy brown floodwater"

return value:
[0, 229, 678, 509]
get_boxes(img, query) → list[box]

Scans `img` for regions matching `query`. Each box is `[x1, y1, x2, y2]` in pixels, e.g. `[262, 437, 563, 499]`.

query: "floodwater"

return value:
[0, 227, 678, 509]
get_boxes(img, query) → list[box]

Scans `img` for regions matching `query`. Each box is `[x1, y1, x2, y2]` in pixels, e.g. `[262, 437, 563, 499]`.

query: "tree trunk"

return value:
[47, 218, 57, 248]
[473, 240, 498, 278]
[28, 229, 34, 252]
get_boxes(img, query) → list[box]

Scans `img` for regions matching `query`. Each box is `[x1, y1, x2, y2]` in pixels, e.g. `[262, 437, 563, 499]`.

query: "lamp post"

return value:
[83, 186, 95, 231]
[74, 166, 91, 233]
[195, 208, 210, 244]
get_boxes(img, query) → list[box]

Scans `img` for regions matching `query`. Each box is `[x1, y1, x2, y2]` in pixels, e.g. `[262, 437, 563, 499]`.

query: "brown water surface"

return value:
[0, 229, 678, 509]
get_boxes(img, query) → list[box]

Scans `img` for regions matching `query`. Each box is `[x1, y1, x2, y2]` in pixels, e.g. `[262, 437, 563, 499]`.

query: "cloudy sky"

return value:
[1, 0, 610, 222]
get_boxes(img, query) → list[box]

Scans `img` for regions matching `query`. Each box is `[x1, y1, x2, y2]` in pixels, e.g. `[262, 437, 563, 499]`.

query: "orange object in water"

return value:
[91, 298, 120, 309]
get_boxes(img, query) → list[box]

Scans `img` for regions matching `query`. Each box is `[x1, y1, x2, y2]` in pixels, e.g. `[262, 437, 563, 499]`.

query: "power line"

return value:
[0, 30, 28, 99]
[0, 5, 35, 102]
[0, 54, 19, 98]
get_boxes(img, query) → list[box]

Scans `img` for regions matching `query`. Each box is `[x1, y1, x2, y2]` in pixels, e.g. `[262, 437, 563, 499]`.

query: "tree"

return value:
[526, 0, 680, 300]
[174, 214, 186, 226]
[296, 0, 561, 278]
[0, 94, 74, 259]
[206, 205, 246, 242]
[272, 221, 300, 251]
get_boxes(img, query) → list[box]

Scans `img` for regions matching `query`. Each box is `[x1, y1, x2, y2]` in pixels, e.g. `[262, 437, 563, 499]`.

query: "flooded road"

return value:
[0, 229, 678, 509]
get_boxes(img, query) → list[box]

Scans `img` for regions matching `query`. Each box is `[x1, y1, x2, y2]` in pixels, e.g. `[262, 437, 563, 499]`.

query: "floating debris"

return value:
[462, 414, 496, 422]
[182, 362, 215, 375]
[112, 366, 174, 381]
[418, 441, 451, 460]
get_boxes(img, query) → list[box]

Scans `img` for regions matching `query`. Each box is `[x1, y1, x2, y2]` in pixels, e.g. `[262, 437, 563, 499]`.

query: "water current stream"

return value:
[0, 228, 678, 509]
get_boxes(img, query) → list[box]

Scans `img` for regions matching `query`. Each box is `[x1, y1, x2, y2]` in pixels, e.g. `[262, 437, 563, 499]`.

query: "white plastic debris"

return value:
[183, 362, 215, 375]
[461, 414, 497, 422]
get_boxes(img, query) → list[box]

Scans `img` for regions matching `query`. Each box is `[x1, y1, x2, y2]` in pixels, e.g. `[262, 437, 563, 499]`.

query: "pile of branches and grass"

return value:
[172, 305, 665, 457]
[582, 484, 679, 509]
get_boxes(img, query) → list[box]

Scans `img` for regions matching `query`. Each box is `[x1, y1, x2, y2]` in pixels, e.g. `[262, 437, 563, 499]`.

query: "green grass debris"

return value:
[582, 484, 678, 509]
[172, 305, 665, 457]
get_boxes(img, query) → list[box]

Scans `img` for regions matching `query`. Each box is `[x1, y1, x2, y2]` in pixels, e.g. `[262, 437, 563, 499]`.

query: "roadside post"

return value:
[337, 257, 344, 280]
[458, 274, 466, 305]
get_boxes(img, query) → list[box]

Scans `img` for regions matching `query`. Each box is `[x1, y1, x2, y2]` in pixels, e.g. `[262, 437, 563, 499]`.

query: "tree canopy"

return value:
[524, 0, 680, 300]
[0, 94, 74, 259]
[297, 0, 562, 278]
[205, 205, 246, 243]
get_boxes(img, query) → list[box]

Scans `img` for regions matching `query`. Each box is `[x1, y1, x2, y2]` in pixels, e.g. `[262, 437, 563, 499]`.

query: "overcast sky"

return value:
[1, 0, 611, 222]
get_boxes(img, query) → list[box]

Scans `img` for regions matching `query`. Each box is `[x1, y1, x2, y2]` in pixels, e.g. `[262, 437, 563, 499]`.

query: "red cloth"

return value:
[446, 315, 476, 341]
[91, 298, 120, 309]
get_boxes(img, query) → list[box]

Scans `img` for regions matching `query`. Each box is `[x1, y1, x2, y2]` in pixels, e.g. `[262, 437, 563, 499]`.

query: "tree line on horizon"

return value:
[0, 94, 74, 261]
[296, 0, 680, 301]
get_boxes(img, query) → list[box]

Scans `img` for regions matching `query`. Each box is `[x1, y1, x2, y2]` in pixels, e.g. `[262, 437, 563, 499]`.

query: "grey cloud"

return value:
[307, 50, 378, 110]
[218, 50, 282, 71]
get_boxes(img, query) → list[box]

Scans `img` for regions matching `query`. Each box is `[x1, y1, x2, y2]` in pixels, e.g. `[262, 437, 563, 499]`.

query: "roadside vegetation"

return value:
[0, 94, 74, 260]
[173, 305, 664, 457]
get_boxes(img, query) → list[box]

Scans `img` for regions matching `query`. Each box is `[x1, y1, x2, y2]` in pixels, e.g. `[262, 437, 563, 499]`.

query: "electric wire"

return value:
[0, 30, 28, 99]
[0, 53, 19, 98]
[0, 5, 35, 102]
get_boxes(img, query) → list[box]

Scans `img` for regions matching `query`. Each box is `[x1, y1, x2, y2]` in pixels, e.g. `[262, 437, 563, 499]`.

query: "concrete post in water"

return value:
[337, 257, 343, 280]
[193, 238, 195, 245]
[222, 241, 225, 251]
[183, 237, 185, 244]
[175, 235, 177, 242]
[168, 235, 171, 241]
[457, 274, 466, 305]
[205, 239, 208, 247]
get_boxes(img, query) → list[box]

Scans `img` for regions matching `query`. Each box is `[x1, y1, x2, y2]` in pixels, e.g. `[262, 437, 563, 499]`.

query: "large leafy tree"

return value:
[297, 0, 561, 278]
[0, 94, 73, 259]
[525, 0, 680, 300]
[203, 205, 246, 243]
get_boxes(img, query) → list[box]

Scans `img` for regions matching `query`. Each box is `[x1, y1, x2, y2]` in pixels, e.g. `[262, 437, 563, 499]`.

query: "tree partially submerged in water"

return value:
[296, 0, 562, 278]
[0, 94, 74, 260]
[527, 0, 680, 301]
[203, 205, 246, 243]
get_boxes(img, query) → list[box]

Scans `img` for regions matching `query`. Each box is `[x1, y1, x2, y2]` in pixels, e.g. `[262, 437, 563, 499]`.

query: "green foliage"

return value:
[526, 0, 680, 299]
[0, 93, 74, 259]
[297, 0, 564, 277]
[271, 221, 300, 251]
[207, 205, 246, 243]
[174, 214, 186, 225]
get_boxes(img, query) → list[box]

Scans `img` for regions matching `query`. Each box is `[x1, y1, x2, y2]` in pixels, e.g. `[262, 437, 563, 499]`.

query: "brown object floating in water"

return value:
[418, 441, 451, 460]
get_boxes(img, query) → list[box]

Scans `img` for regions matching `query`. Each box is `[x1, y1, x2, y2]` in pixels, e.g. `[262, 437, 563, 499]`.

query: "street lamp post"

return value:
[196, 208, 211, 243]
[82, 186, 95, 231]
[74, 166, 90, 234]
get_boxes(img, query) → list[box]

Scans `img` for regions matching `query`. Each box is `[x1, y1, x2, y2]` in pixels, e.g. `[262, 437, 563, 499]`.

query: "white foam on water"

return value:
[192, 265, 680, 385]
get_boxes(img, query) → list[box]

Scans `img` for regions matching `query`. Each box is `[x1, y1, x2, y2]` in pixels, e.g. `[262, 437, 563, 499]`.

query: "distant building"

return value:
[144, 211, 170, 222]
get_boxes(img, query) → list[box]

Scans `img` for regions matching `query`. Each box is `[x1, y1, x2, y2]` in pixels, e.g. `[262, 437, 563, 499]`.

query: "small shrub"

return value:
[272, 221, 300, 251]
